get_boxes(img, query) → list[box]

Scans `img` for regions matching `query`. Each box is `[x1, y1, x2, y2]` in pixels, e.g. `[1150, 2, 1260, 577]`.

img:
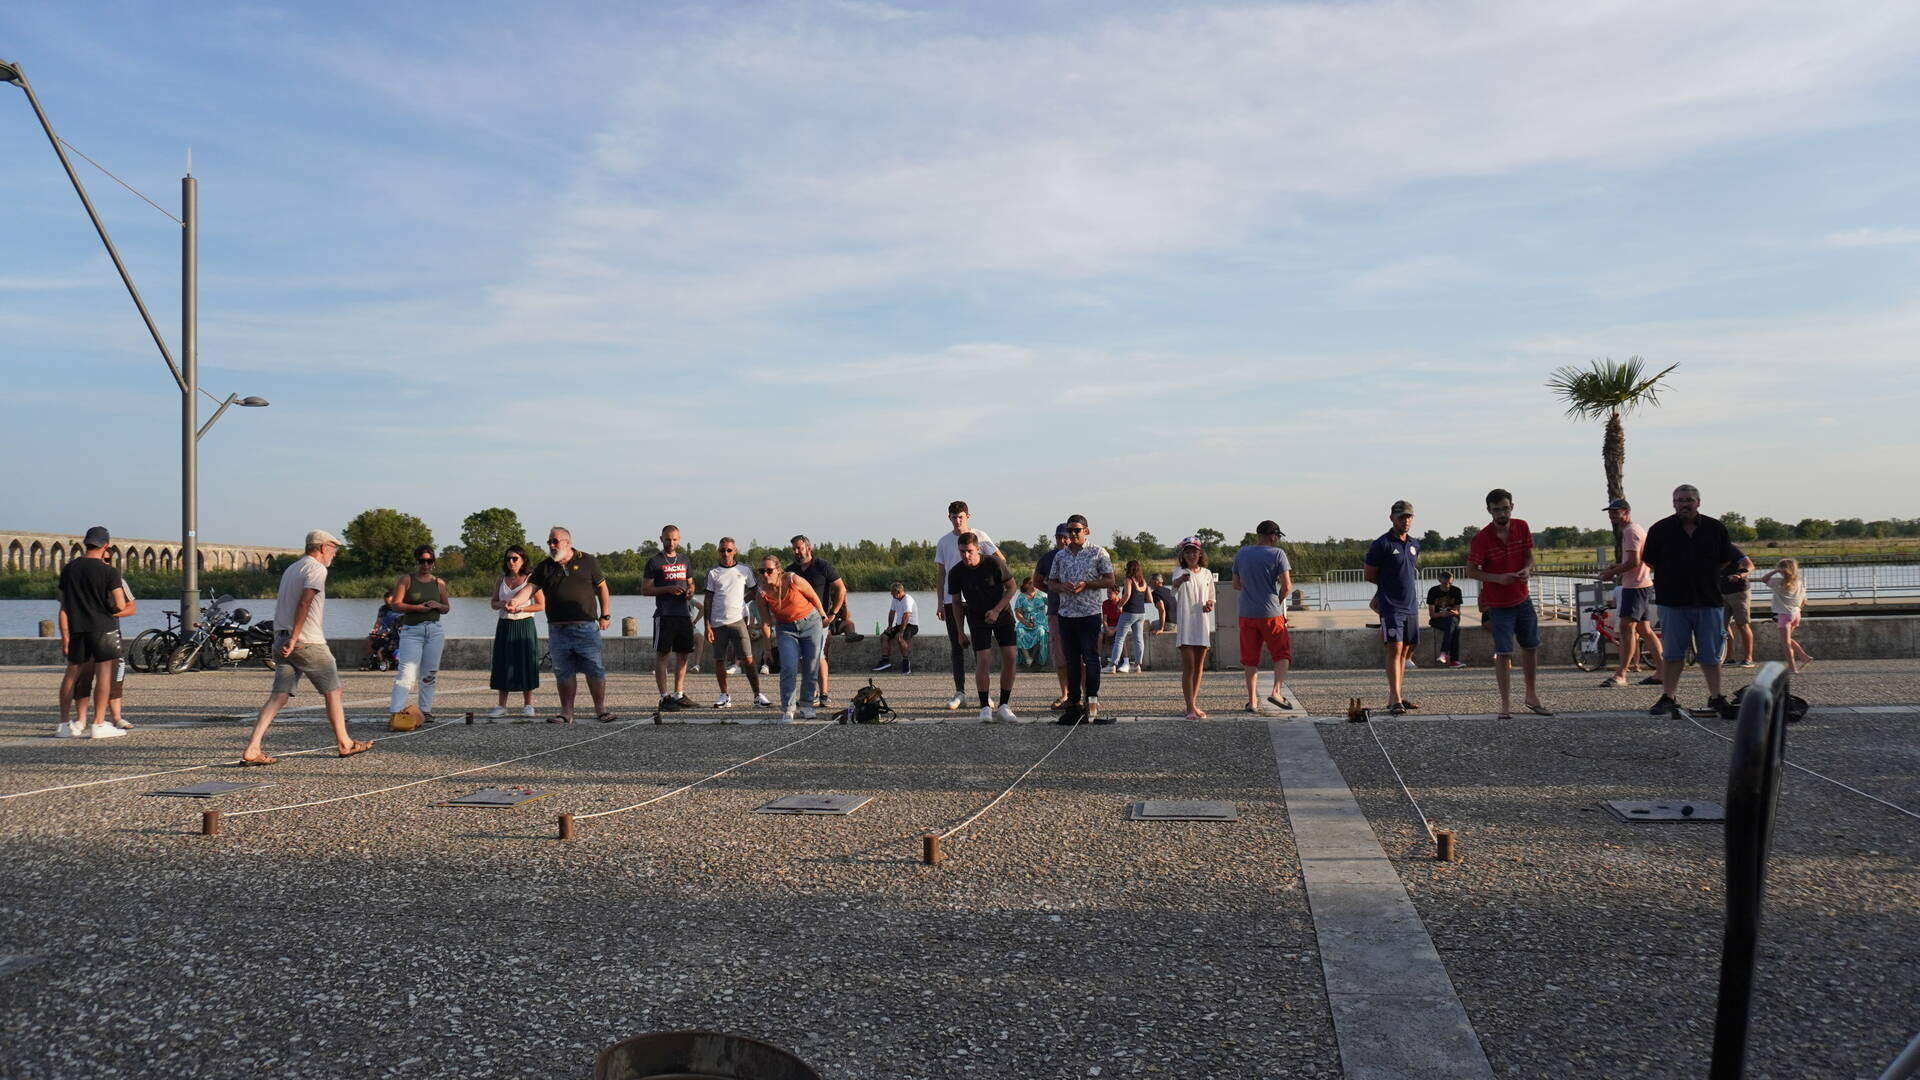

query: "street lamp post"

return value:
[3, 57, 268, 629]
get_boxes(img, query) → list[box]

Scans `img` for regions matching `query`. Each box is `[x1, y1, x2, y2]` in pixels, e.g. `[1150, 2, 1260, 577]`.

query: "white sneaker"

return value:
[979, 706, 995, 722]
[754, 694, 773, 708]
[758, 664, 771, 675]
[1101, 662, 1116, 674]
[521, 705, 537, 718]
[1405, 658, 1417, 669]
[993, 704, 1020, 724]
[947, 692, 966, 710]
[90, 725, 128, 739]
[713, 694, 732, 709]
[797, 706, 817, 721]
[1118, 660, 1133, 673]
[55, 721, 80, 739]
[725, 663, 742, 675]
[774, 710, 795, 724]
[486, 706, 507, 718]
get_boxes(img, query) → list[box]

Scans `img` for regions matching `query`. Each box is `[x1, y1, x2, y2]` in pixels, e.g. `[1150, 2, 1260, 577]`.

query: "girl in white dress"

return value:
[1760, 558, 1813, 672]
[1169, 537, 1218, 719]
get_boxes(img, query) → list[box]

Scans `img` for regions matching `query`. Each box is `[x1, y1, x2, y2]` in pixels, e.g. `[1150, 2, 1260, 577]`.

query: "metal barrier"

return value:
[1709, 662, 1791, 1080]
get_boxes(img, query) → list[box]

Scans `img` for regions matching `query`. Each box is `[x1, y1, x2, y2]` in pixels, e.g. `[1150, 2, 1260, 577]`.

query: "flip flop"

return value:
[338, 740, 373, 758]
[596, 712, 620, 723]
[1243, 703, 1262, 714]
[1266, 695, 1295, 711]
[1524, 703, 1555, 717]
[546, 716, 573, 724]
[1496, 711, 1513, 720]
[237, 755, 277, 767]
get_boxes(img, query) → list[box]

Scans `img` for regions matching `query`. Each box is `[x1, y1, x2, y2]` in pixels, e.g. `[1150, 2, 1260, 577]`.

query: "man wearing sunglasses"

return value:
[528, 527, 614, 722]
[1044, 514, 1115, 725]
[1364, 500, 1422, 716]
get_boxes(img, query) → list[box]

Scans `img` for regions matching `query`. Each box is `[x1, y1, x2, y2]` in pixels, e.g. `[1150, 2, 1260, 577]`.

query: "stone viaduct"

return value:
[1, 530, 301, 575]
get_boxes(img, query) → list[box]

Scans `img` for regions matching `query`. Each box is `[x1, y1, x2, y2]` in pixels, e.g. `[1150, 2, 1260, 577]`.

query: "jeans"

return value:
[1107, 611, 1147, 667]
[390, 621, 446, 713]
[1059, 615, 1103, 704]
[1430, 615, 1461, 661]
[1658, 605, 1726, 665]
[548, 621, 606, 681]
[943, 602, 968, 692]
[775, 613, 823, 712]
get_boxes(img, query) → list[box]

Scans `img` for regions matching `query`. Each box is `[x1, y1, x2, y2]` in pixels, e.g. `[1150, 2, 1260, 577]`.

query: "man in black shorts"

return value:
[56, 526, 135, 739]
[948, 532, 1022, 723]
[644, 525, 697, 711]
[787, 536, 847, 708]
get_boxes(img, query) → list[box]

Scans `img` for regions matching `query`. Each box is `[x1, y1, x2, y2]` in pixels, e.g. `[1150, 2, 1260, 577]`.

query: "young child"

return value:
[1169, 538, 1218, 719]
[1760, 558, 1813, 672]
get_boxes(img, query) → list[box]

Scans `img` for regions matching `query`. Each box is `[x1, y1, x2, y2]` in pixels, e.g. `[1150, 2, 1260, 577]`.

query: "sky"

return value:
[4, 0, 1919, 554]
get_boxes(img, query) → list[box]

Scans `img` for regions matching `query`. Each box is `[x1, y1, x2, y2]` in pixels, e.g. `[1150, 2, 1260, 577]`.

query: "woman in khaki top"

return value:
[388, 544, 450, 719]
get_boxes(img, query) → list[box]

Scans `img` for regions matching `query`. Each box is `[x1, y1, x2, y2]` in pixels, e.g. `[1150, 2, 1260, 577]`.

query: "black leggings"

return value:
[943, 602, 968, 692]
[1431, 616, 1461, 660]
[1058, 615, 1103, 704]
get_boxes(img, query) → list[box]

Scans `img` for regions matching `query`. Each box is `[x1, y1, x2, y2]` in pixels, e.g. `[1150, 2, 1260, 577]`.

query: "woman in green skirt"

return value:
[489, 545, 543, 717]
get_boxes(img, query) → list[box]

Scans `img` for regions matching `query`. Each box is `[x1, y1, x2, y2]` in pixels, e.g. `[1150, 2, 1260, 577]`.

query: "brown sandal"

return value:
[238, 755, 277, 767]
[338, 740, 373, 758]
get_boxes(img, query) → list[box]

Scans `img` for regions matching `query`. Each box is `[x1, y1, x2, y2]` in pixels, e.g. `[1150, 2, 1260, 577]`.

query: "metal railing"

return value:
[1302, 560, 1920, 612]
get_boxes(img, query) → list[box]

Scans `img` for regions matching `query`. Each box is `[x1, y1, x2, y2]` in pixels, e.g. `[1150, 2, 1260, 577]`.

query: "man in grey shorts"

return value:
[702, 536, 771, 709]
[240, 530, 371, 765]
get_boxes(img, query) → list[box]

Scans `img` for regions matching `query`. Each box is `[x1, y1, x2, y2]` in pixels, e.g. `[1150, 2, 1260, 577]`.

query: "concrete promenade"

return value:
[1, 661, 1915, 1079]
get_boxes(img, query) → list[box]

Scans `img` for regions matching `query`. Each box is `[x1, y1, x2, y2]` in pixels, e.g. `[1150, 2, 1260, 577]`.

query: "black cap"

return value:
[1256, 519, 1283, 537]
[1054, 522, 1072, 538]
[1604, 498, 1630, 511]
[83, 526, 110, 549]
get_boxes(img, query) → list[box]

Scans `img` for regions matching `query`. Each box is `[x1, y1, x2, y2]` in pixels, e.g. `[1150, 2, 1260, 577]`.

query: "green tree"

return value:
[1420, 529, 1444, 550]
[342, 508, 433, 576]
[1194, 527, 1225, 552]
[1832, 517, 1866, 539]
[1110, 532, 1141, 562]
[1132, 531, 1163, 559]
[1546, 356, 1679, 502]
[1754, 517, 1790, 541]
[1795, 518, 1833, 540]
[459, 507, 527, 576]
[1721, 511, 1757, 543]
[1867, 520, 1895, 539]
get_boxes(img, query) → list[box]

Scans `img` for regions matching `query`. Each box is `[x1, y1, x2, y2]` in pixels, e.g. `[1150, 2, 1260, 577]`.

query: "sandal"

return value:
[547, 716, 574, 724]
[1387, 702, 1407, 716]
[1496, 711, 1513, 720]
[1266, 695, 1295, 711]
[237, 754, 277, 767]
[338, 740, 373, 758]
[596, 712, 620, 723]
[1243, 703, 1262, 714]
[1524, 703, 1555, 717]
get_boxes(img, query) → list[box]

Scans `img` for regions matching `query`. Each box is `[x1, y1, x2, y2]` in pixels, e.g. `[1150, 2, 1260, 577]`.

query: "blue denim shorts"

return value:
[548, 621, 605, 681]
[1485, 602, 1540, 654]
[1616, 586, 1653, 623]
[1658, 605, 1726, 665]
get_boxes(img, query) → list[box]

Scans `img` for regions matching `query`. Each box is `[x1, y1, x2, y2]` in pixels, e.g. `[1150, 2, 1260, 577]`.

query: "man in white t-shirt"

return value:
[240, 530, 370, 765]
[933, 500, 1008, 710]
[873, 581, 918, 673]
[702, 536, 771, 709]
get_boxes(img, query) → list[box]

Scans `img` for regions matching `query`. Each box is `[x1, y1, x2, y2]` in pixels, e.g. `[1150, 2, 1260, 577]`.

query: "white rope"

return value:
[1685, 715, 1920, 822]
[936, 721, 1081, 842]
[572, 723, 836, 820]
[227, 720, 644, 818]
[1366, 720, 1439, 841]
[0, 722, 458, 802]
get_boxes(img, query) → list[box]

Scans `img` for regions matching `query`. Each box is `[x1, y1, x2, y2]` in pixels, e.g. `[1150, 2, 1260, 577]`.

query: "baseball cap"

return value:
[1390, 500, 1415, 516]
[1178, 535, 1203, 550]
[1603, 498, 1631, 511]
[1054, 522, 1072, 537]
[1255, 519, 1283, 537]
[83, 526, 111, 549]
[305, 529, 344, 548]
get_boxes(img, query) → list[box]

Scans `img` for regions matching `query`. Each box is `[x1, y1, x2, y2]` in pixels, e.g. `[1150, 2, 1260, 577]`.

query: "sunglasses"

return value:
[417, 556, 435, 563]
[758, 568, 777, 576]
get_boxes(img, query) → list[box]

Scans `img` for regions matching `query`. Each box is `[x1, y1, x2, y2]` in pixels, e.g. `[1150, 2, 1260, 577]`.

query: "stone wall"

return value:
[0, 530, 299, 575]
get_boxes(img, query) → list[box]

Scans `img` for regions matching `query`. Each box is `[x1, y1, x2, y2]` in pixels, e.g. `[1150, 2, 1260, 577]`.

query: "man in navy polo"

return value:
[1364, 500, 1422, 716]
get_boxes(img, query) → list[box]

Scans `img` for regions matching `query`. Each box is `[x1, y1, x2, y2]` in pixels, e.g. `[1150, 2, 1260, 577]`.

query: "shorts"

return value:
[271, 637, 341, 695]
[548, 621, 606, 681]
[1617, 586, 1653, 624]
[966, 610, 1017, 651]
[1238, 615, 1292, 666]
[711, 621, 753, 664]
[1774, 611, 1802, 629]
[1485, 602, 1541, 654]
[654, 614, 695, 654]
[72, 659, 127, 700]
[883, 623, 919, 642]
[1657, 605, 1727, 665]
[1048, 614, 1065, 668]
[1722, 592, 1752, 625]
[66, 629, 122, 665]
[1379, 611, 1419, 645]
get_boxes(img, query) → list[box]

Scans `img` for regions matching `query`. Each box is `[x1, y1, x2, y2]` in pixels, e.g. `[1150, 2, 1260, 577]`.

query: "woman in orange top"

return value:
[755, 555, 827, 722]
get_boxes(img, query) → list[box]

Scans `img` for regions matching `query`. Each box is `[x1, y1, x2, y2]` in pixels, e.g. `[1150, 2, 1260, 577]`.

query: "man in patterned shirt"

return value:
[1043, 514, 1116, 725]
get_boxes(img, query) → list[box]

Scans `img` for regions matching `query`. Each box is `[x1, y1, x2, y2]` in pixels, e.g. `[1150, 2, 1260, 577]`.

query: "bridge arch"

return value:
[6, 540, 21, 571]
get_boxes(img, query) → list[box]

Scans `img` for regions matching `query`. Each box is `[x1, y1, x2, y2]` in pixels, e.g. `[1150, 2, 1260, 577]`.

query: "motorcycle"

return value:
[165, 597, 275, 673]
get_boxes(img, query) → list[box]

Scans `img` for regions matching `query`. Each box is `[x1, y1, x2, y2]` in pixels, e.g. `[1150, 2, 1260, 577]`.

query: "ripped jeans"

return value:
[390, 621, 446, 714]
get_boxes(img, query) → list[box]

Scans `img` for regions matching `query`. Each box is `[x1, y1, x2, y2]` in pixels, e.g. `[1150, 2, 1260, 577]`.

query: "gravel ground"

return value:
[1321, 704, 1920, 1080]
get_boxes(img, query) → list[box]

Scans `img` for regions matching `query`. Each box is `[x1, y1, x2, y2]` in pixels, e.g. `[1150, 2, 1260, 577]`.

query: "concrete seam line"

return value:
[936, 721, 1082, 843]
[571, 722, 837, 821]
[1684, 714, 1920, 822]
[227, 721, 645, 818]
[0, 722, 461, 802]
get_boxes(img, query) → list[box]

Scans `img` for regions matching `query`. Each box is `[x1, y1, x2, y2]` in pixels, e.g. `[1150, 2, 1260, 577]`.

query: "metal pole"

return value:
[181, 173, 199, 630]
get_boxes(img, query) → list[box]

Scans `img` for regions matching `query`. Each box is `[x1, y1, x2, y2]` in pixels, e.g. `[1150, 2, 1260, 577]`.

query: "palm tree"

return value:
[1546, 356, 1679, 502]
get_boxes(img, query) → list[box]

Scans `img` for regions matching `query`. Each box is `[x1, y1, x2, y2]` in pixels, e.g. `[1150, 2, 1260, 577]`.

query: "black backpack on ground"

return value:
[836, 680, 895, 724]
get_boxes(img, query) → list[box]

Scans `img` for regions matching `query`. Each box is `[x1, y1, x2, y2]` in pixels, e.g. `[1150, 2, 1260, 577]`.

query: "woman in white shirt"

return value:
[1169, 537, 1218, 718]
[488, 545, 544, 718]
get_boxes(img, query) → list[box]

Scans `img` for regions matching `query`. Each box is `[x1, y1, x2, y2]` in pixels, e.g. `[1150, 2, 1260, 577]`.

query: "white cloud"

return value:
[1826, 227, 1920, 247]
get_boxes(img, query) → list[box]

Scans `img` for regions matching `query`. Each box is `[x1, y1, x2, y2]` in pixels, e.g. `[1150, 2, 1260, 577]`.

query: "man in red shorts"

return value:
[1232, 520, 1295, 713]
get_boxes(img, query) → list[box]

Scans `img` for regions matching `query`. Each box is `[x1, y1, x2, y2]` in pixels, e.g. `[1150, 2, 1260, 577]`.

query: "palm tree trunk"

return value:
[1605, 410, 1626, 562]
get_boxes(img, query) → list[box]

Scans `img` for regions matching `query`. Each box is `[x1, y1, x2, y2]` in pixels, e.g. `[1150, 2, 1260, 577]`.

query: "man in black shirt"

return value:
[1639, 485, 1740, 718]
[1425, 571, 1464, 668]
[1719, 549, 1757, 667]
[530, 527, 614, 723]
[948, 532, 1021, 723]
[787, 536, 847, 707]
[57, 526, 135, 739]
[643, 525, 697, 710]
[1150, 575, 1178, 635]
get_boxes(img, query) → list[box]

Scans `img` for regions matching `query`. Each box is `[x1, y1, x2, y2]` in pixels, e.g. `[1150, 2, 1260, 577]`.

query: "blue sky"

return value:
[5, 0, 1919, 554]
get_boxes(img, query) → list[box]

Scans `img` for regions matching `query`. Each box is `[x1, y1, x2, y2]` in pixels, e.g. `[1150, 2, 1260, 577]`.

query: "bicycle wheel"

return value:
[127, 629, 165, 674]
[1572, 631, 1606, 671]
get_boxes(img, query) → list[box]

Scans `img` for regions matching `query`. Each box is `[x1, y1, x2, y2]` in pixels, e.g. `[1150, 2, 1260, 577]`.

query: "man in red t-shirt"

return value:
[1466, 488, 1551, 718]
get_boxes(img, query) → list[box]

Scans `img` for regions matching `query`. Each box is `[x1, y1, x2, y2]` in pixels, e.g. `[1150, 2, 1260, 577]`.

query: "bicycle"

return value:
[1573, 600, 1694, 672]
[127, 610, 184, 674]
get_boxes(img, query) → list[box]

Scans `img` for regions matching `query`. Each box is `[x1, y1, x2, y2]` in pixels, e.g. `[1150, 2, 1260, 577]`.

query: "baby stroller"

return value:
[360, 604, 401, 671]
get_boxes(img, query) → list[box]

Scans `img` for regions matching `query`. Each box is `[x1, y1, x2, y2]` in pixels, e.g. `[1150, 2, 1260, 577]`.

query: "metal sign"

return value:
[753, 794, 872, 815]
[438, 788, 556, 809]
[149, 781, 270, 798]
[1128, 800, 1239, 821]
[1605, 799, 1726, 823]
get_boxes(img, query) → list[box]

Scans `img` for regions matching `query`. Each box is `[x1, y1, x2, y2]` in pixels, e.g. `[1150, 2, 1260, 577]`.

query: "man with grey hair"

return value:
[1640, 485, 1741, 720]
[530, 526, 614, 722]
[239, 530, 369, 764]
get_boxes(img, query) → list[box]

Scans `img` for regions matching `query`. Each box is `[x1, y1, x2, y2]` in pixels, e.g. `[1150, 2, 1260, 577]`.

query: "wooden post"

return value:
[922, 833, 943, 865]
[201, 810, 221, 836]
[1435, 829, 1456, 862]
[558, 813, 575, 841]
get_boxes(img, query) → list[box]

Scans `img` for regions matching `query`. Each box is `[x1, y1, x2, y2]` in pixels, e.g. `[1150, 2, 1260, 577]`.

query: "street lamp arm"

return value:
[195, 392, 269, 441]
[3, 59, 187, 393]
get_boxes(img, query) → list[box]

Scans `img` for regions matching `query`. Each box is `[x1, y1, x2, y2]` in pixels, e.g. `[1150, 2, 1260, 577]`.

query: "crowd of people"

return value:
[45, 486, 1807, 757]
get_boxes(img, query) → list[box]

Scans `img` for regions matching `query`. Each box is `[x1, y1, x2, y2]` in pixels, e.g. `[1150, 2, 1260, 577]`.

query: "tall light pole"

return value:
[3, 57, 269, 629]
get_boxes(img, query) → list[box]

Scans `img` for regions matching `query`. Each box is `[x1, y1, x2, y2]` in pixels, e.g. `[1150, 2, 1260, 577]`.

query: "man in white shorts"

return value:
[873, 581, 918, 673]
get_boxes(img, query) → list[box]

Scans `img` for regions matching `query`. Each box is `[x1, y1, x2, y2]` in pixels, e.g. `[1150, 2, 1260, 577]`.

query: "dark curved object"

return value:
[1710, 662, 1791, 1079]
[593, 1030, 820, 1080]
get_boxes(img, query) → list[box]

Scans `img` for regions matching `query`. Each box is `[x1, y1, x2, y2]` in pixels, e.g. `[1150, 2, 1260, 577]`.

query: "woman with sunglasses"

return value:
[753, 555, 828, 722]
[488, 544, 543, 718]
[388, 544, 450, 720]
